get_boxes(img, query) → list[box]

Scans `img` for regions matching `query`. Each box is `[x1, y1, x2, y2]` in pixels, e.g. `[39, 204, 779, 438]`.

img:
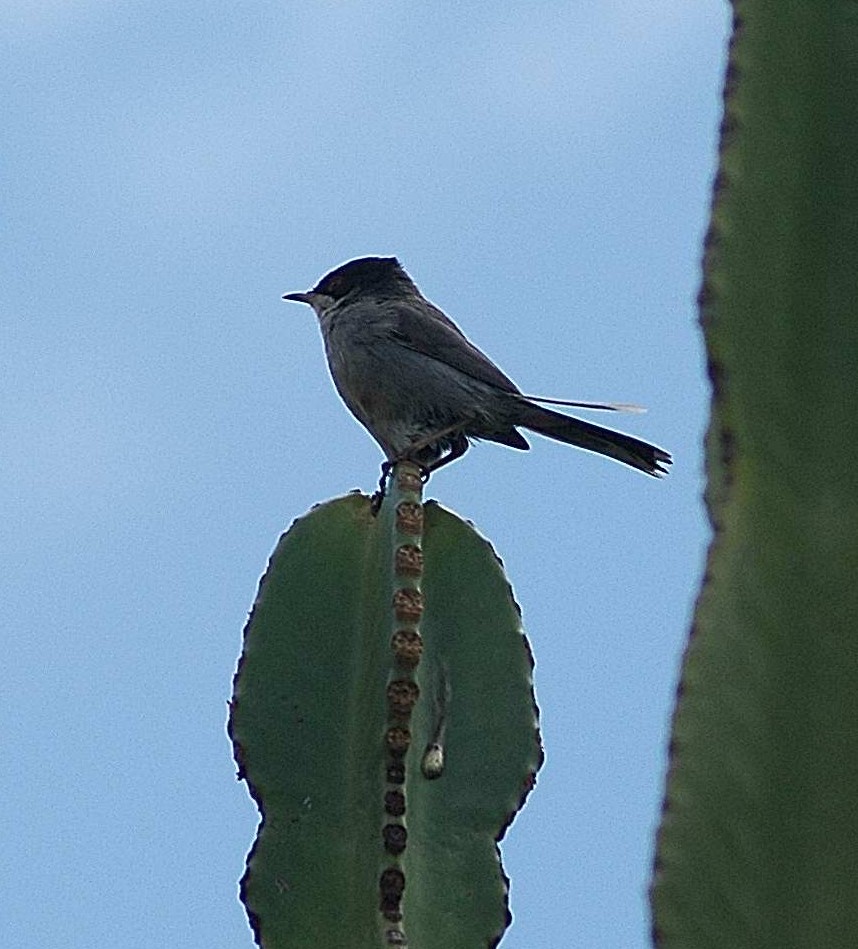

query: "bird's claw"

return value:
[370, 462, 393, 515]
[370, 459, 430, 516]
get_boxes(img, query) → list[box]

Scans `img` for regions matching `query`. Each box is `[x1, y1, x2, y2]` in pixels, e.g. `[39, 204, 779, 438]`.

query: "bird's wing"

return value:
[386, 300, 521, 394]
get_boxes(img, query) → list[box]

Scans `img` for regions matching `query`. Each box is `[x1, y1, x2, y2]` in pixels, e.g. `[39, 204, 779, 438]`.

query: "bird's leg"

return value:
[370, 461, 394, 515]
[398, 421, 466, 459]
[422, 431, 469, 473]
[371, 423, 471, 515]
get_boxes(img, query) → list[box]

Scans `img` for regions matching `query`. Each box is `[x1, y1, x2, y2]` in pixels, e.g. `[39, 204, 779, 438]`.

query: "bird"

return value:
[283, 257, 671, 495]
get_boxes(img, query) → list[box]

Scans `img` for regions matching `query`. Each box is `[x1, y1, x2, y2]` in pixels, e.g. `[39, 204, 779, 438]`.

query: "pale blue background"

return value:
[2, 3, 728, 946]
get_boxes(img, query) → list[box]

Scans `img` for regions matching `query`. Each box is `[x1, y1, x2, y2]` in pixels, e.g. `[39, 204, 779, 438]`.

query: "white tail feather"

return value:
[520, 394, 646, 414]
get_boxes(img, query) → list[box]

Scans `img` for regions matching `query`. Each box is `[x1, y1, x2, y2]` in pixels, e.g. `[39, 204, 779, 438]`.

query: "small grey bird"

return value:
[284, 257, 671, 486]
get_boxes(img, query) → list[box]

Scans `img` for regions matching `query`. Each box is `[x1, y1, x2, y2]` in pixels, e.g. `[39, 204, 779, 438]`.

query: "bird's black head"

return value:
[312, 256, 411, 300]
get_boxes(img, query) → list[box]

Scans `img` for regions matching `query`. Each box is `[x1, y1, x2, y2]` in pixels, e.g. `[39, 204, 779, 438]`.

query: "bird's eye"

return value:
[317, 276, 342, 297]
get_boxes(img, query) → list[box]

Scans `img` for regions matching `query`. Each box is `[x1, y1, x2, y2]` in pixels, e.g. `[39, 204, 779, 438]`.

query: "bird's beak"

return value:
[282, 291, 312, 303]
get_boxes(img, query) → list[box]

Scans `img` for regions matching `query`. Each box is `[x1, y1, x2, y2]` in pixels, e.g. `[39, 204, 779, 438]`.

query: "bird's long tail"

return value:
[517, 402, 672, 476]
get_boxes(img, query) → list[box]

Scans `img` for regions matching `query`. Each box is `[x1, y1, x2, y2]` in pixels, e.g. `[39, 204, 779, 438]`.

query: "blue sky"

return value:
[2, 3, 728, 946]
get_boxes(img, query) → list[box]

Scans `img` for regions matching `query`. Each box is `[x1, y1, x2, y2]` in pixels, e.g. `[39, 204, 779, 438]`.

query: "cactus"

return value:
[230, 463, 542, 948]
[651, 3, 858, 947]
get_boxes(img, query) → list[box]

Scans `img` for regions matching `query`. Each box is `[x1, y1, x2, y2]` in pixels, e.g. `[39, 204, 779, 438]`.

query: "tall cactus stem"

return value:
[378, 463, 425, 945]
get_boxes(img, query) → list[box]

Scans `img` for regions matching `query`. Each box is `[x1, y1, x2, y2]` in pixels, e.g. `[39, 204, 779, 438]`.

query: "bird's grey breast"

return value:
[318, 300, 400, 432]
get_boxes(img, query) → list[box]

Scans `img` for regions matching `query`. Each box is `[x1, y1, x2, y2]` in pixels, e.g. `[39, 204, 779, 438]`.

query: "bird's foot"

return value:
[370, 462, 394, 515]
[370, 459, 430, 515]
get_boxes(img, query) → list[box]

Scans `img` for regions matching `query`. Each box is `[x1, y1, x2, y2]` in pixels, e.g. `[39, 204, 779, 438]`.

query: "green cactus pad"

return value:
[652, 4, 858, 947]
[230, 491, 542, 948]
